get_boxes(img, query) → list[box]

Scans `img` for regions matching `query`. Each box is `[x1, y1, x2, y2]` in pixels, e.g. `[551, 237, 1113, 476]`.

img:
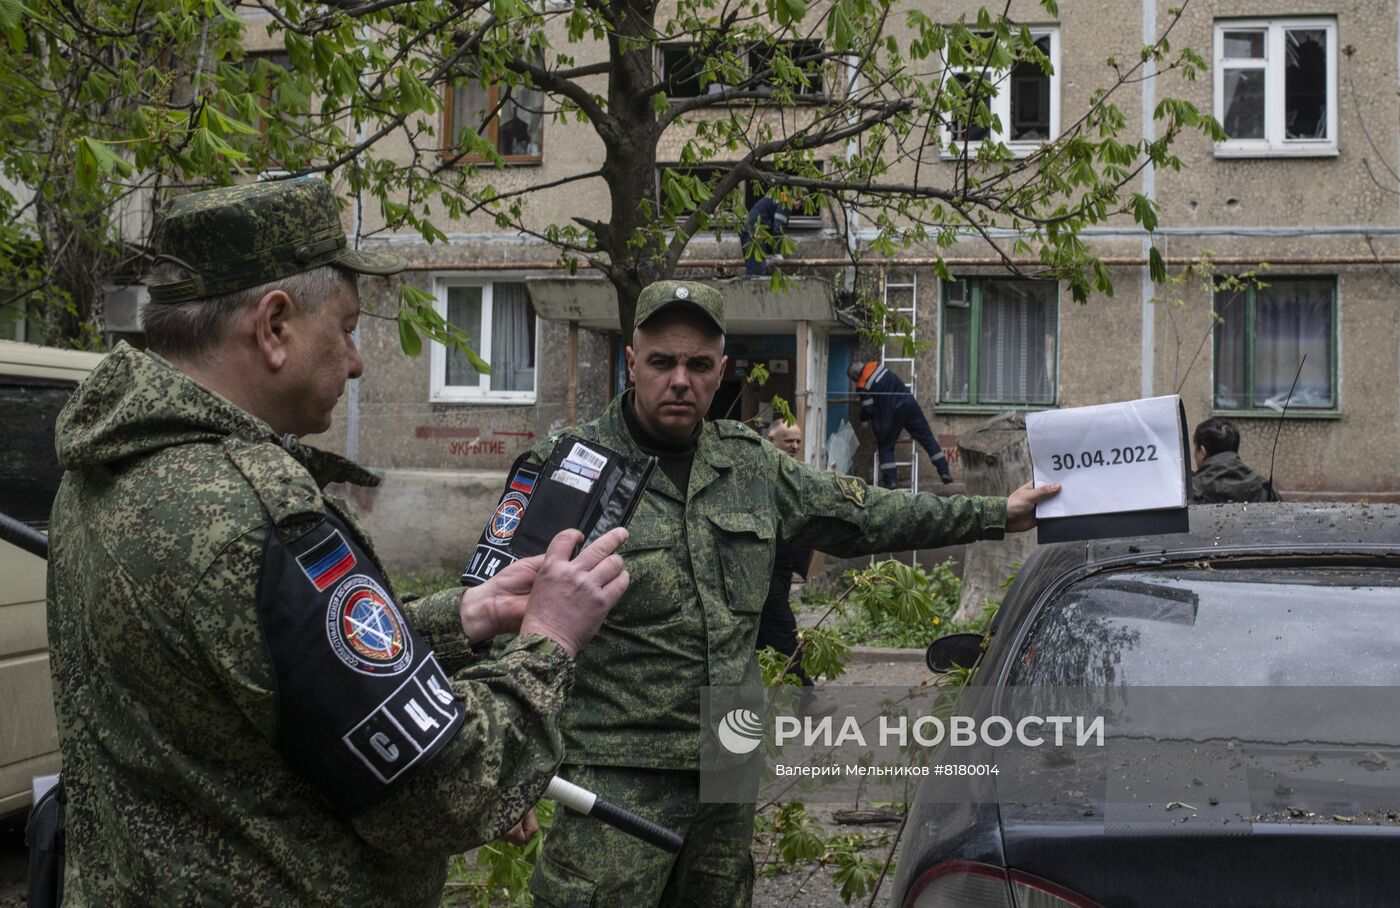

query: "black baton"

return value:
[545, 776, 683, 853]
[0, 511, 46, 559]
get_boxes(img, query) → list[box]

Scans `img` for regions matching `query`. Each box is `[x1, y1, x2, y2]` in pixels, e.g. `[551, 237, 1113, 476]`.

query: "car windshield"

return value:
[1007, 565, 1400, 687]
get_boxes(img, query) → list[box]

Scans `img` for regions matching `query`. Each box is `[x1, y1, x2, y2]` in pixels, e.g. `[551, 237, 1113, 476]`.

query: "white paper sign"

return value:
[1025, 395, 1187, 520]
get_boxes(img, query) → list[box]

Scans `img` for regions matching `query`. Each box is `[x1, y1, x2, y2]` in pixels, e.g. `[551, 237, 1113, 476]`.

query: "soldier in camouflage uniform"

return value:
[529, 280, 1059, 906]
[46, 179, 630, 907]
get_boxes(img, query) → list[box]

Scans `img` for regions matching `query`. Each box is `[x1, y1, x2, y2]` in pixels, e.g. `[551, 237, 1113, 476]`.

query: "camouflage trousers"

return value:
[530, 764, 755, 907]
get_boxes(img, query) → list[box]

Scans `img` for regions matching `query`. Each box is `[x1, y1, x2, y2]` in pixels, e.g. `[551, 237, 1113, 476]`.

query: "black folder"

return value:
[461, 435, 656, 586]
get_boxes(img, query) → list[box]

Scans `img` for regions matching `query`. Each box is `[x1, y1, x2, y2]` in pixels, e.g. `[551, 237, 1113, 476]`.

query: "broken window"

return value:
[942, 29, 1058, 152]
[1214, 19, 1336, 156]
[1213, 277, 1336, 412]
[940, 278, 1057, 407]
[659, 39, 824, 100]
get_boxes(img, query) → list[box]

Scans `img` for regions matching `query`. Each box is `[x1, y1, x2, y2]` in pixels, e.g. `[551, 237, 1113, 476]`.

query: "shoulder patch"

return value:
[225, 439, 324, 528]
[835, 474, 869, 507]
[325, 573, 413, 676]
[258, 511, 464, 814]
[295, 526, 357, 591]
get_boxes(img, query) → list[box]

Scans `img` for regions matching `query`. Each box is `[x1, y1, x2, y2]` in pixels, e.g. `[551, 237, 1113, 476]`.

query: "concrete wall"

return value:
[330, 468, 507, 577]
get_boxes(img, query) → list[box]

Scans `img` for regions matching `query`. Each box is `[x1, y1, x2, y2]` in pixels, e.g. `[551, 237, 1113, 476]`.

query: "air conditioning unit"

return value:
[104, 284, 149, 333]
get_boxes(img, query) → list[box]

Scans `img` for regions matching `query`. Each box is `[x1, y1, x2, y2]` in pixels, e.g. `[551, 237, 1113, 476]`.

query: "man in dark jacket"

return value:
[1191, 417, 1282, 503]
[848, 360, 954, 488]
[739, 194, 792, 276]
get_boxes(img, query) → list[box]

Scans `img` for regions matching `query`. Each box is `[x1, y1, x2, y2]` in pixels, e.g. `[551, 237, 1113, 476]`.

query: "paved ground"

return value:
[752, 653, 931, 908]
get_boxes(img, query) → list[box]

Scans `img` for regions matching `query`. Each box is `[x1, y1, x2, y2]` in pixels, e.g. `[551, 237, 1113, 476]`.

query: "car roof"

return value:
[990, 502, 1400, 642]
[1038, 501, 1400, 573]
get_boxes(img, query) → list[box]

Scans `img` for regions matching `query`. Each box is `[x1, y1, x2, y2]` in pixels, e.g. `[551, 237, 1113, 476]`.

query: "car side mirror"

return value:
[925, 633, 984, 673]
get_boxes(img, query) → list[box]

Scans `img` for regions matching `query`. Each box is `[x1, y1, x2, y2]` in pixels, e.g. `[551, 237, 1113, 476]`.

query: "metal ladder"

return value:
[871, 267, 920, 494]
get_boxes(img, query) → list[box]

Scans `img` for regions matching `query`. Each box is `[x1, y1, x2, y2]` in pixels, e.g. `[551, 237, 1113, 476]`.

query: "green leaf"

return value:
[1130, 192, 1158, 232]
[0, 0, 23, 30]
[73, 137, 134, 191]
[1148, 245, 1166, 284]
[396, 311, 422, 357]
[777, 0, 806, 25]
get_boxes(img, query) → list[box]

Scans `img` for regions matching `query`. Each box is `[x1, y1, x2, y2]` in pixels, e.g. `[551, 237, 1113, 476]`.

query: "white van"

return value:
[0, 340, 103, 818]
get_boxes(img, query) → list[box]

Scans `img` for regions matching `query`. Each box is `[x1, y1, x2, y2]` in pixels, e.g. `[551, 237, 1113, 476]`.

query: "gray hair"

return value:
[142, 264, 354, 361]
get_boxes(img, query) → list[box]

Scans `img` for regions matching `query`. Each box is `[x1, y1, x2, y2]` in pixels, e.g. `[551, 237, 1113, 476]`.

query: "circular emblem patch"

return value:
[675, 286, 690, 299]
[486, 491, 528, 545]
[326, 574, 413, 676]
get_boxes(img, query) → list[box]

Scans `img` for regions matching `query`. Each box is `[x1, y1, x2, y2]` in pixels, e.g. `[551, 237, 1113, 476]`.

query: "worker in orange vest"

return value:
[848, 360, 955, 488]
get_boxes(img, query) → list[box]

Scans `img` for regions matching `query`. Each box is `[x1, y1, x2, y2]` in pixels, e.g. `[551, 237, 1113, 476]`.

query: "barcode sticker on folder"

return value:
[567, 443, 609, 474]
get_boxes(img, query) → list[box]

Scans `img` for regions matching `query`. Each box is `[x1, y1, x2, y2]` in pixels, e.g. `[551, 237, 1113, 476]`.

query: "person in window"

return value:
[739, 191, 794, 276]
[847, 359, 955, 487]
[1191, 417, 1282, 503]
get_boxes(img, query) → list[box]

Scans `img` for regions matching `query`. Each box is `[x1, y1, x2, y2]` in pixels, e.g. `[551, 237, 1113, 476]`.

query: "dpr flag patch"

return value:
[297, 528, 357, 591]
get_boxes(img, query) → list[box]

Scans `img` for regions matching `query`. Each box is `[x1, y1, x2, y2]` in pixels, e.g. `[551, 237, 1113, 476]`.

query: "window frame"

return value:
[1212, 17, 1338, 158]
[657, 38, 826, 102]
[442, 81, 544, 166]
[0, 375, 78, 528]
[939, 26, 1061, 158]
[937, 276, 1060, 411]
[429, 277, 540, 404]
[1211, 275, 1340, 417]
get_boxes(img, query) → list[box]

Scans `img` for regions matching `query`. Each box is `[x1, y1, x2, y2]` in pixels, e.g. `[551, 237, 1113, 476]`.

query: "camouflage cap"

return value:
[634, 280, 725, 334]
[148, 179, 405, 304]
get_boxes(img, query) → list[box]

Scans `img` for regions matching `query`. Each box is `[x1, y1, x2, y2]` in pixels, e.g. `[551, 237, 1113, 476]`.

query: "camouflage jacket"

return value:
[529, 392, 1007, 770]
[1192, 451, 1280, 504]
[47, 344, 572, 907]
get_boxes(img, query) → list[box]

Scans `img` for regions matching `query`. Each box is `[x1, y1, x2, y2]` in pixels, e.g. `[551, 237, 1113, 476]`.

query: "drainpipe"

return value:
[346, 27, 369, 464]
[566, 320, 579, 425]
[1140, 0, 1158, 399]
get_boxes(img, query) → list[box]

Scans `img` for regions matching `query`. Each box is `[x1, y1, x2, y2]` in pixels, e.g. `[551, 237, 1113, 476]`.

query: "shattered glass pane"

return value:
[1285, 29, 1328, 139]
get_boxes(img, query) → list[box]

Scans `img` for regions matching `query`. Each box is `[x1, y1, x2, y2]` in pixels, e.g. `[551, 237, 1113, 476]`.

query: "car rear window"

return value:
[1007, 566, 1400, 687]
[0, 376, 76, 528]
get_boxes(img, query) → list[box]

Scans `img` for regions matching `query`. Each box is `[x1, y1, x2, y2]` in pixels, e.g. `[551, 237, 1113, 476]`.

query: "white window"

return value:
[430, 279, 538, 403]
[941, 27, 1060, 156]
[1213, 18, 1337, 157]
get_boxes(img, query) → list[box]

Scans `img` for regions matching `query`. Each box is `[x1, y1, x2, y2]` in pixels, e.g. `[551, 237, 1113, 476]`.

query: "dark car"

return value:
[891, 502, 1400, 908]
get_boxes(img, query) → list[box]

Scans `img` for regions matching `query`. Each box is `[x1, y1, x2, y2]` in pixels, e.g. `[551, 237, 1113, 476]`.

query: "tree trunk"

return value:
[601, 0, 665, 338]
[954, 412, 1038, 624]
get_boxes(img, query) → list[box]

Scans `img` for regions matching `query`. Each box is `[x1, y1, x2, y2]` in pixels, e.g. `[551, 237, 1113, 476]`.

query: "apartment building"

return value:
[19, 0, 1392, 571]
